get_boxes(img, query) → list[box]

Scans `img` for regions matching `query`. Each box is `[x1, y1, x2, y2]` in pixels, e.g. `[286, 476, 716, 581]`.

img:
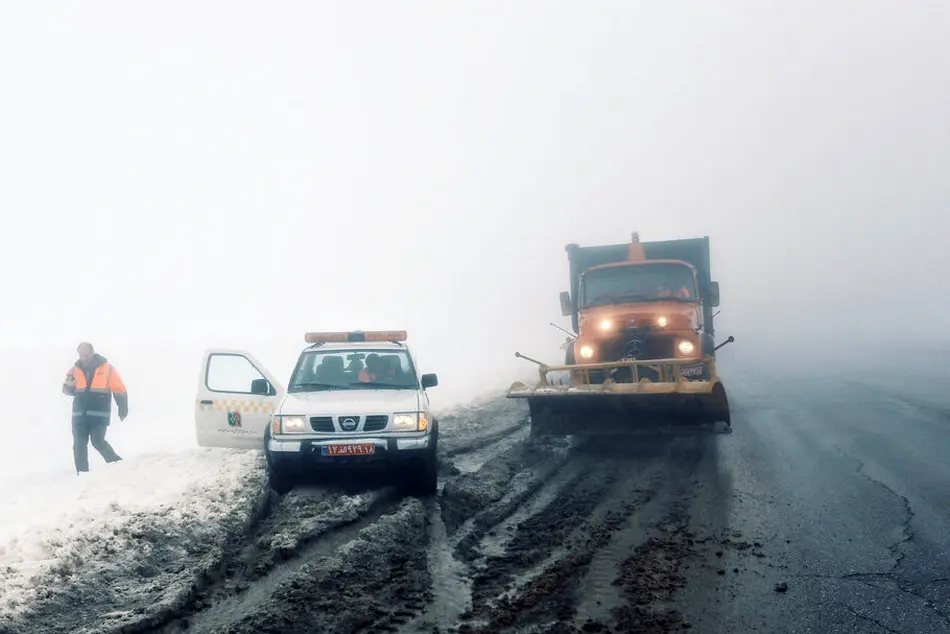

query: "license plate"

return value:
[681, 364, 705, 378]
[320, 443, 376, 456]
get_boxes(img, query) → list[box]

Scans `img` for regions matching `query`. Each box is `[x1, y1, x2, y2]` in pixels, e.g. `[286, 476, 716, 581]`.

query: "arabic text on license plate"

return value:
[322, 443, 376, 456]
[682, 365, 704, 377]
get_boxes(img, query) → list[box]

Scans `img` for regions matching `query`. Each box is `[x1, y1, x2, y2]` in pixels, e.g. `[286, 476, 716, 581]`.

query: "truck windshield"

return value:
[581, 263, 697, 308]
[288, 349, 419, 393]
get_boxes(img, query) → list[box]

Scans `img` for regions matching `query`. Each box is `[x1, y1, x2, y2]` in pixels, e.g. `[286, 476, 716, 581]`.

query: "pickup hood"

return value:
[580, 301, 701, 332]
[278, 389, 421, 415]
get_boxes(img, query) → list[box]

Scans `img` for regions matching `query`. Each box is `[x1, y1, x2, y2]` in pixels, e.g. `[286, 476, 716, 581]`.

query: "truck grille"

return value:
[363, 415, 389, 432]
[310, 416, 334, 433]
[603, 330, 675, 361]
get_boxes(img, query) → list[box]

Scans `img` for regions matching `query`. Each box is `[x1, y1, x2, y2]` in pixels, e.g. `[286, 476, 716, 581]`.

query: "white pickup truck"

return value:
[194, 330, 439, 495]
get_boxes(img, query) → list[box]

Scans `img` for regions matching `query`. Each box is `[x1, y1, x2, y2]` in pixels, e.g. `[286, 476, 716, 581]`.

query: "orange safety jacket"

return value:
[63, 354, 128, 423]
[358, 367, 396, 383]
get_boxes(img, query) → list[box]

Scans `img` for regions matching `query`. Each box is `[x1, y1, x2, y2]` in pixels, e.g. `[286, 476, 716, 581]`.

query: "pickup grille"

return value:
[310, 415, 390, 433]
[363, 415, 389, 432]
[310, 416, 334, 433]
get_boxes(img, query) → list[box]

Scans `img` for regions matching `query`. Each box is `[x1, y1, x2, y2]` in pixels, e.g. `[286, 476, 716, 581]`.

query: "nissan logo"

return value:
[341, 417, 358, 431]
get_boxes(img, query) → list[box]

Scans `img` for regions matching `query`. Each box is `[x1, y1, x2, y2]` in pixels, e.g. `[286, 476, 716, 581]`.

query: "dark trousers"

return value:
[72, 416, 122, 472]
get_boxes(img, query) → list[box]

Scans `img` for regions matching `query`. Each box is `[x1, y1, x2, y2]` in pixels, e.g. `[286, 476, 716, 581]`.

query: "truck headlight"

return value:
[677, 340, 695, 355]
[393, 412, 429, 431]
[276, 415, 307, 433]
[599, 319, 613, 331]
[579, 345, 594, 359]
[657, 316, 668, 328]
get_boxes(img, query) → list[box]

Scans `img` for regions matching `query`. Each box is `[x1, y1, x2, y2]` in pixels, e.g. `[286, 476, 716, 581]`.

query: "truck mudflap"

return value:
[507, 355, 731, 437]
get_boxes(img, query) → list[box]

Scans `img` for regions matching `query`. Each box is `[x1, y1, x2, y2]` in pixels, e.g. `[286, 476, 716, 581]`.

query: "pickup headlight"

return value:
[393, 412, 429, 432]
[274, 415, 307, 434]
[579, 345, 594, 359]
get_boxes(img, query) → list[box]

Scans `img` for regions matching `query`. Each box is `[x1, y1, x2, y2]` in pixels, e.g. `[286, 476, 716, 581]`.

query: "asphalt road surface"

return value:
[7, 359, 950, 634]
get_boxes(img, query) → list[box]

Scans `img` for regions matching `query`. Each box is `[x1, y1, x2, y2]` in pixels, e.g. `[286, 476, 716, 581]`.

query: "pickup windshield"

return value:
[580, 262, 697, 309]
[288, 349, 419, 393]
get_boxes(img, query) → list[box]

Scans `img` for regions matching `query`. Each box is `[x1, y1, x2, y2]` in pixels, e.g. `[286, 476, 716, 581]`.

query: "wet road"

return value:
[6, 359, 950, 634]
[677, 371, 950, 633]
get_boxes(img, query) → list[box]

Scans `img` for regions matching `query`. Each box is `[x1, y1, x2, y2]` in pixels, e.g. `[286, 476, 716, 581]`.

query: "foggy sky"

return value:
[0, 2, 948, 478]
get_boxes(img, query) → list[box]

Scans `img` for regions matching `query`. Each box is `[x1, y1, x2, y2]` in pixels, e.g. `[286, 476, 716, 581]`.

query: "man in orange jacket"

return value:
[62, 342, 129, 474]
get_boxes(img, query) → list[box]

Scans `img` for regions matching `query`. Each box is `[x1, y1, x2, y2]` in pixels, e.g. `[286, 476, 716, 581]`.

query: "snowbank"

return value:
[0, 447, 267, 633]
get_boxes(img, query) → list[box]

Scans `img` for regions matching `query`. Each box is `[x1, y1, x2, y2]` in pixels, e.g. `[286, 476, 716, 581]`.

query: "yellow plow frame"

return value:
[507, 353, 732, 437]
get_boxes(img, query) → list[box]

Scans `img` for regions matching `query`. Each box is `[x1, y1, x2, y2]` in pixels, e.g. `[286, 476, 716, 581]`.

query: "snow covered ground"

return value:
[0, 447, 268, 631]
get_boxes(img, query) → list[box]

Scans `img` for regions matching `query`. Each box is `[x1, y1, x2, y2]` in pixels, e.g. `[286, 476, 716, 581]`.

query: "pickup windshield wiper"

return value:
[290, 381, 345, 391]
[349, 381, 411, 389]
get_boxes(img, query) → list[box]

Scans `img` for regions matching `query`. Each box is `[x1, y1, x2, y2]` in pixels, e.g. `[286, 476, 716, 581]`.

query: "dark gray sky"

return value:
[0, 2, 947, 444]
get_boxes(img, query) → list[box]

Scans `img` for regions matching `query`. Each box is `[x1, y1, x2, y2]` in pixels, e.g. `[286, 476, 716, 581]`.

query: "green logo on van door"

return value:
[227, 411, 242, 427]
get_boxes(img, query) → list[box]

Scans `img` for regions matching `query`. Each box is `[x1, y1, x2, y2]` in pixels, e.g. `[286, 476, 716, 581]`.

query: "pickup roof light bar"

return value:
[304, 330, 408, 343]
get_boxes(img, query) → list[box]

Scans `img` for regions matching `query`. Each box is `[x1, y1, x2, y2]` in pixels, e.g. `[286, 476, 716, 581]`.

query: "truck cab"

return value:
[559, 233, 722, 382]
[194, 330, 440, 495]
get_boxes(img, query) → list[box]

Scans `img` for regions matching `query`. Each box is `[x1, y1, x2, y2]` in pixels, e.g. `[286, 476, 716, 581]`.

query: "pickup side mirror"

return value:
[250, 378, 273, 396]
[421, 373, 438, 389]
[708, 281, 720, 308]
[559, 291, 573, 317]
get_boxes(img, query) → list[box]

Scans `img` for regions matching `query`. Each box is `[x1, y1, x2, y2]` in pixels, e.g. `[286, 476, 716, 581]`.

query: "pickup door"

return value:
[194, 349, 285, 450]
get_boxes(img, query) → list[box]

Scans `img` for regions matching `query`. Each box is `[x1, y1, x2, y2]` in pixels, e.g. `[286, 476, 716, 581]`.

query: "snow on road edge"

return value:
[0, 447, 267, 632]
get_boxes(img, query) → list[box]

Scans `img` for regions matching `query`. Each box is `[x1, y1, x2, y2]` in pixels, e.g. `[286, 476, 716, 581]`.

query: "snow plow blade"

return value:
[507, 355, 731, 437]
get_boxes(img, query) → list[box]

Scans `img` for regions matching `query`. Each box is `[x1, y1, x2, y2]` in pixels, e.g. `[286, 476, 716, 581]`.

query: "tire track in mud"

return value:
[395, 436, 580, 633]
[447, 426, 531, 475]
[132, 405, 533, 634]
[152, 486, 404, 633]
[217, 497, 432, 634]
[402, 433, 711, 634]
[462, 452, 662, 632]
[607, 501, 694, 634]
[440, 436, 577, 536]
[441, 417, 530, 460]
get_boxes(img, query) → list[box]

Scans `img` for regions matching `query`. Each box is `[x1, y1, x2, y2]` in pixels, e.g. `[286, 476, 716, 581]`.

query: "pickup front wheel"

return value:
[405, 431, 438, 497]
[264, 428, 296, 495]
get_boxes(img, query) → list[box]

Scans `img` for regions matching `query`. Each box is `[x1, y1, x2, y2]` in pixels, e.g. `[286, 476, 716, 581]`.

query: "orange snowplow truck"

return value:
[507, 232, 735, 437]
